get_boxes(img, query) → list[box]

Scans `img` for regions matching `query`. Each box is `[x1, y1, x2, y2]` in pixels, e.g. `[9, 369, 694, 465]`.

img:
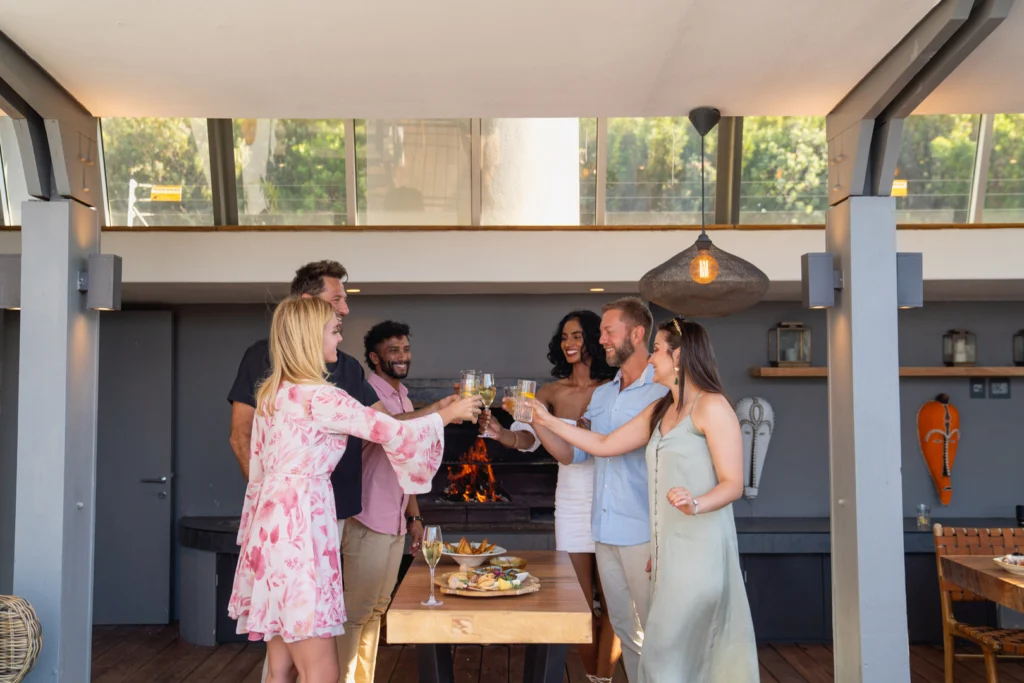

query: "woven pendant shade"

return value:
[639, 105, 770, 318]
[639, 239, 770, 318]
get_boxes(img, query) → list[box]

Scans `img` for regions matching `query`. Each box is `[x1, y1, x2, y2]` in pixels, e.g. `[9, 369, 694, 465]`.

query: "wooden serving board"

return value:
[435, 571, 540, 598]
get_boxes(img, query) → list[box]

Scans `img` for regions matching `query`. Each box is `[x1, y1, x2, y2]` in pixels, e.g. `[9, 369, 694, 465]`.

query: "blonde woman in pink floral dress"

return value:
[228, 296, 482, 683]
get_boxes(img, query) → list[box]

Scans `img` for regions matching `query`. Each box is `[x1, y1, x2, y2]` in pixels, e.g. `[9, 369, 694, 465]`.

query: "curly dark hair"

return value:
[290, 260, 349, 296]
[364, 320, 411, 371]
[546, 310, 617, 381]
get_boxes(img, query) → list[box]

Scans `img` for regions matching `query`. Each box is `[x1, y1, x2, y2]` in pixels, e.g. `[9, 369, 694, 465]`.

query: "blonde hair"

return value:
[255, 296, 337, 415]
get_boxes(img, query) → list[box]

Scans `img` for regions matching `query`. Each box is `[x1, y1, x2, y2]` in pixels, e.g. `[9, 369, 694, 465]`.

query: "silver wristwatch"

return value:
[691, 498, 701, 515]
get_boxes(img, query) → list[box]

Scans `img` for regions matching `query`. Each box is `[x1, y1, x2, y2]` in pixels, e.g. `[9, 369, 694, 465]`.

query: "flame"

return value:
[444, 438, 509, 503]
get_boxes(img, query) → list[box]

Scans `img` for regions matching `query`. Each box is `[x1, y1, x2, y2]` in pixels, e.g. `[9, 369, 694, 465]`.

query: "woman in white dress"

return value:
[524, 316, 758, 682]
[480, 310, 620, 682]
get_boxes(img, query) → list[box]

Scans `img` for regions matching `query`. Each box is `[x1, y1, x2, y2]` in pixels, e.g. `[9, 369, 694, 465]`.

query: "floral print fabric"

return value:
[228, 382, 443, 642]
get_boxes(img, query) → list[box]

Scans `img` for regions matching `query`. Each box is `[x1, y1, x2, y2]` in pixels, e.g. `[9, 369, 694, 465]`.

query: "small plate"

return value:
[489, 555, 528, 570]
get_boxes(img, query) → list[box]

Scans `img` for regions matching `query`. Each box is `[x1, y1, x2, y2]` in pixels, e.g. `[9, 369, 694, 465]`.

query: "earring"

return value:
[674, 367, 679, 386]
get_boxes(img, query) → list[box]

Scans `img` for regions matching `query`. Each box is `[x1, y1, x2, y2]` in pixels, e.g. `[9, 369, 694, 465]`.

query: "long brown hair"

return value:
[649, 316, 726, 435]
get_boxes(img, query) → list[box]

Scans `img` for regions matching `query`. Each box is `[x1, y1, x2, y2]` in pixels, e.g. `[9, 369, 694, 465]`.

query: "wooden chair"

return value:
[933, 524, 1024, 683]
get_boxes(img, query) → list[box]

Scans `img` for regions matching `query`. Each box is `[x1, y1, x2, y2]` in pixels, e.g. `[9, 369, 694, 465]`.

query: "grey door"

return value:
[93, 311, 174, 624]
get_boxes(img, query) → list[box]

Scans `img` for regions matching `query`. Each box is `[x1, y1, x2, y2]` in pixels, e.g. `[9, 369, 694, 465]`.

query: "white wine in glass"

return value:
[479, 373, 497, 438]
[421, 525, 444, 606]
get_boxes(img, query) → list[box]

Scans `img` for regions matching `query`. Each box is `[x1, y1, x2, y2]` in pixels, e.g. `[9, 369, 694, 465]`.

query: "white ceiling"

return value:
[10, 0, 1014, 120]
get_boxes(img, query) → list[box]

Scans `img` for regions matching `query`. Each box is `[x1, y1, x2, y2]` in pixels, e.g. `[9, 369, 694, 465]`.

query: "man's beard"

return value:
[606, 338, 635, 367]
[381, 359, 410, 380]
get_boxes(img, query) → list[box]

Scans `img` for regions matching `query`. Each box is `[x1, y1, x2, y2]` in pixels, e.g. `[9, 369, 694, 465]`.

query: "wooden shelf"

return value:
[749, 366, 1024, 378]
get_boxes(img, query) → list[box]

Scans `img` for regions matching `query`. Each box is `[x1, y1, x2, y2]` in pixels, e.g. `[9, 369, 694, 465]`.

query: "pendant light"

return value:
[638, 107, 770, 318]
[689, 107, 719, 284]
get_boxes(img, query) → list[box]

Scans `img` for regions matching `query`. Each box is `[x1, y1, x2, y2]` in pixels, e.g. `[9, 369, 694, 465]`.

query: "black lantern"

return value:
[942, 329, 977, 367]
[769, 322, 811, 367]
[1014, 330, 1024, 367]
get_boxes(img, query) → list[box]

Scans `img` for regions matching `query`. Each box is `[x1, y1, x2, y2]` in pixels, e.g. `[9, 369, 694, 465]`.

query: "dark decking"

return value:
[89, 625, 1024, 682]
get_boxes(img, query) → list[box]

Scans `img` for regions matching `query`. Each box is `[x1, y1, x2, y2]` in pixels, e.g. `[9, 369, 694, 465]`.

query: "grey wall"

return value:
[0, 312, 18, 594]
[171, 296, 1024, 523]
[689, 302, 1024, 518]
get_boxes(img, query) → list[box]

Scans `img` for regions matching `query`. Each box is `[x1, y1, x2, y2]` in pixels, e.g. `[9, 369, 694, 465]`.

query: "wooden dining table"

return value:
[386, 550, 593, 683]
[940, 555, 1024, 613]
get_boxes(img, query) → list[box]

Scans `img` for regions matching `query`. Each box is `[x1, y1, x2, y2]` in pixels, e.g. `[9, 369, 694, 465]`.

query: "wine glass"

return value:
[459, 370, 480, 397]
[479, 373, 498, 438]
[421, 525, 444, 606]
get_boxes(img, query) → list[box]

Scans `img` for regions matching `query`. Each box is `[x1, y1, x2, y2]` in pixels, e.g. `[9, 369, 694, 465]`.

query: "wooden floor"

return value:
[89, 625, 1024, 682]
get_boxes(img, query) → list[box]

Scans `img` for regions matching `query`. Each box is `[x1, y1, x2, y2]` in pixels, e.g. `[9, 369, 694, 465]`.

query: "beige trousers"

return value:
[594, 541, 651, 683]
[334, 518, 406, 683]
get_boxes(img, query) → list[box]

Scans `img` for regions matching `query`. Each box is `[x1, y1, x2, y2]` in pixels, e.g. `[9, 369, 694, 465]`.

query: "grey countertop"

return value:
[179, 515, 1022, 554]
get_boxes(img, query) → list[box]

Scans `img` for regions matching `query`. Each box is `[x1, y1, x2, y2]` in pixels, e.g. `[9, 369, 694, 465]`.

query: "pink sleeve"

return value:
[310, 386, 444, 494]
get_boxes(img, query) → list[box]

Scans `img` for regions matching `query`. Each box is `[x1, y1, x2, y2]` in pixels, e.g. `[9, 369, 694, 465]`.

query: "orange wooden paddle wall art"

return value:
[917, 393, 960, 505]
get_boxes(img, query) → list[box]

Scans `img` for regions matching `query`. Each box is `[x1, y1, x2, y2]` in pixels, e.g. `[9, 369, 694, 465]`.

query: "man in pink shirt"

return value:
[336, 321, 427, 683]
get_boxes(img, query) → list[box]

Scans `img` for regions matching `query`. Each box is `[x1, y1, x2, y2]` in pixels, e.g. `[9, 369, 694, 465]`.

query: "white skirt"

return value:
[555, 458, 596, 553]
[511, 418, 596, 553]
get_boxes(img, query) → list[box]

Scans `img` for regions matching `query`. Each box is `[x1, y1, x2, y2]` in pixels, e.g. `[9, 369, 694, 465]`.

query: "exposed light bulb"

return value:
[689, 250, 719, 285]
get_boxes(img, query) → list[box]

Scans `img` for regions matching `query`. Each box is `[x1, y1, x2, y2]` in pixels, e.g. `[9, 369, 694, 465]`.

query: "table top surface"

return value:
[940, 554, 1024, 612]
[942, 555, 1024, 585]
[386, 550, 593, 645]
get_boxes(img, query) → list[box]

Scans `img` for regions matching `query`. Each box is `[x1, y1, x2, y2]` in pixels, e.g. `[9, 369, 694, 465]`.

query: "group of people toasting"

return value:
[226, 259, 758, 683]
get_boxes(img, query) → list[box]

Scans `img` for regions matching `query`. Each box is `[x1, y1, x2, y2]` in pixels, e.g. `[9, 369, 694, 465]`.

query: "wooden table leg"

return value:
[416, 644, 454, 683]
[522, 644, 568, 683]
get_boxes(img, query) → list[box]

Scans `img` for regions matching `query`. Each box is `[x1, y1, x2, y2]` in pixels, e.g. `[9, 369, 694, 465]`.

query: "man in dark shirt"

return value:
[228, 260, 455, 683]
[226, 260, 451, 519]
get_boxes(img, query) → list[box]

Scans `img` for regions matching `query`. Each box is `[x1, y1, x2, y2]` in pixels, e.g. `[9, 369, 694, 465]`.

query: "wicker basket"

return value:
[0, 596, 42, 683]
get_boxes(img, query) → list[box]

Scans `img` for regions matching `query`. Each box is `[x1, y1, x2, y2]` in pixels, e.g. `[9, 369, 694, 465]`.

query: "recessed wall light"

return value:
[347, 289, 361, 294]
[589, 287, 605, 292]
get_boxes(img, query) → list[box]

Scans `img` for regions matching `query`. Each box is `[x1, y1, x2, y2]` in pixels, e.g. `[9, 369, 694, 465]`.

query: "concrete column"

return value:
[14, 200, 101, 683]
[480, 118, 580, 224]
[826, 196, 910, 683]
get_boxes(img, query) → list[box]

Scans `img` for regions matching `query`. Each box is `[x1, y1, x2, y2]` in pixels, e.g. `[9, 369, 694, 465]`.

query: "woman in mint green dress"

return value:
[528, 316, 757, 682]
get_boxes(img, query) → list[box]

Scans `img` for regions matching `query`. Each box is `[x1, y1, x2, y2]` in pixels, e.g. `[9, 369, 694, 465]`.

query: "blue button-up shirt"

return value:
[572, 364, 668, 546]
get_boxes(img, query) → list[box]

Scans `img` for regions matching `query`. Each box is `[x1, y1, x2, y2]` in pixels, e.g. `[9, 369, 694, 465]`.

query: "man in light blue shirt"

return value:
[534, 298, 667, 683]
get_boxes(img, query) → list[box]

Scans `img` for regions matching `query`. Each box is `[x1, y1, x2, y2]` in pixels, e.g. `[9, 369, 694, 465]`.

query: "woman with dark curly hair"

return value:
[480, 310, 620, 682]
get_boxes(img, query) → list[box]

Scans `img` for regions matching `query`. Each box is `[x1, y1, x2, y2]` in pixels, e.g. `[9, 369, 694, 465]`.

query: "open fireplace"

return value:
[417, 408, 558, 528]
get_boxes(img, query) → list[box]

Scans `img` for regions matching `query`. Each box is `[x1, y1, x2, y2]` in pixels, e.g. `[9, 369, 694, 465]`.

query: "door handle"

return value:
[140, 476, 168, 484]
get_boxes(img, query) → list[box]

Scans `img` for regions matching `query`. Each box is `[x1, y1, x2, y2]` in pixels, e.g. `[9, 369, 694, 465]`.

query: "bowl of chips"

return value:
[442, 536, 506, 568]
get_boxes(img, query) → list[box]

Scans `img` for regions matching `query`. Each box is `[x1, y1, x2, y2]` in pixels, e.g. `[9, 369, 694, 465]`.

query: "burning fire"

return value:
[443, 438, 510, 503]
